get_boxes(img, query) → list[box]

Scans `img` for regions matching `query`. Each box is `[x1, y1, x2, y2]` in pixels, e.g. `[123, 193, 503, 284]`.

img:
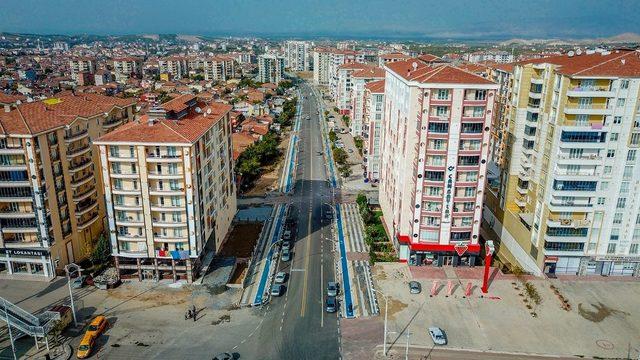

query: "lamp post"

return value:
[64, 263, 82, 327]
[372, 288, 389, 356]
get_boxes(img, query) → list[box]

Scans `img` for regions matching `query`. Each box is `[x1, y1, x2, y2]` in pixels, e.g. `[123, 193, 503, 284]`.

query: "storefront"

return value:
[0, 248, 54, 280]
[398, 235, 480, 267]
[545, 256, 640, 277]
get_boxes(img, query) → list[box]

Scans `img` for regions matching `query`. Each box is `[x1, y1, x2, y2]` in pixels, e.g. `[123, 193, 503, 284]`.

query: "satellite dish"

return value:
[195, 107, 202, 113]
[575, 49, 582, 56]
[206, 108, 212, 115]
[412, 62, 418, 71]
[567, 51, 575, 57]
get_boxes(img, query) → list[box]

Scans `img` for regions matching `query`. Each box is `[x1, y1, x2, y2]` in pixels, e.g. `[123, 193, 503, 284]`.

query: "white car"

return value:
[428, 327, 447, 345]
[274, 271, 287, 284]
[282, 230, 292, 240]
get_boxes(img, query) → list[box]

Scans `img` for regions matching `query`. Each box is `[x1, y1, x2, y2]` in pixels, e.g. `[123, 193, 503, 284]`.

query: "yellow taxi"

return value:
[76, 333, 95, 359]
[86, 315, 108, 338]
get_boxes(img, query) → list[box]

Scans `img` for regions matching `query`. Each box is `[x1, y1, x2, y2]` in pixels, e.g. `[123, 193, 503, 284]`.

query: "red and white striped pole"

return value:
[481, 241, 495, 294]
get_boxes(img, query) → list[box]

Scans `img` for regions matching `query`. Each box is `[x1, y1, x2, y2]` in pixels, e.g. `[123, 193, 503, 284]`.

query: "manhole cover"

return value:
[596, 340, 614, 350]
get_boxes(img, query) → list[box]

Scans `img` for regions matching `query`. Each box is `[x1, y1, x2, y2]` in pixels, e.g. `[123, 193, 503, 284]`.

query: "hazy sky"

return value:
[1, 0, 639, 39]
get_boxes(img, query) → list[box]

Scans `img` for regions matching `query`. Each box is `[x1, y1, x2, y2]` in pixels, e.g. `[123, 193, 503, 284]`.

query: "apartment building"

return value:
[313, 48, 333, 85]
[95, 94, 236, 282]
[379, 59, 498, 266]
[378, 52, 412, 67]
[69, 58, 97, 81]
[466, 50, 514, 64]
[112, 57, 143, 82]
[328, 49, 366, 97]
[0, 93, 135, 279]
[484, 49, 640, 277]
[486, 63, 515, 168]
[362, 79, 385, 182]
[285, 41, 310, 72]
[158, 57, 189, 79]
[203, 56, 238, 82]
[257, 54, 285, 84]
[349, 66, 385, 136]
[333, 63, 369, 115]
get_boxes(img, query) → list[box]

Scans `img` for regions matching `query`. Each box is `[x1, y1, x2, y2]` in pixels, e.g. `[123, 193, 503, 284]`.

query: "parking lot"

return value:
[343, 263, 640, 359]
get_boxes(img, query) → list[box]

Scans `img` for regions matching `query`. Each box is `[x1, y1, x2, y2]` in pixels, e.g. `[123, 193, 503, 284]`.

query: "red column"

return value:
[481, 252, 492, 294]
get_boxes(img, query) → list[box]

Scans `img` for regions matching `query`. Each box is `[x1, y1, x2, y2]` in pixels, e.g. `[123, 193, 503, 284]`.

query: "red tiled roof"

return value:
[96, 102, 231, 144]
[365, 79, 385, 94]
[517, 49, 640, 77]
[0, 93, 26, 105]
[352, 66, 385, 79]
[386, 58, 495, 85]
[0, 93, 135, 136]
[417, 54, 444, 63]
[380, 53, 411, 60]
[337, 62, 369, 71]
[161, 94, 196, 113]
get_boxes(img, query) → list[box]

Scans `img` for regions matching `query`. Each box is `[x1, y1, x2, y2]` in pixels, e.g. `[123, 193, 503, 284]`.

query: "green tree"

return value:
[328, 130, 338, 143]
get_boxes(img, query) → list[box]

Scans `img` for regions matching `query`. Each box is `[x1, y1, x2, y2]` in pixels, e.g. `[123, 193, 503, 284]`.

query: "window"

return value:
[613, 116, 622, 124]
[610, 229, 619, 241]
[624, 166, 634, 179]
[617, 99, 626, 108]
[620, 182, 630, 193]
[597, 197, 606, 205]
[620, 80, 630, 89]
[420, 230, 439, 241]
[607, 150, 616, 158]
[617, 198, 627, 209]
[604, 166, 612, 174]
[600, 181, 609, 190]
[610, 133, 618, 141]
[628, 150, 637, 161]
[613, 213, 623, 224]
[435, 106, 449, 117]
[436, 89, 449, 100]
[607, 243, 617, 254]
[576, 114, 589, 125]
[630, 243, 639, 254]
[110, 146, 119, 157]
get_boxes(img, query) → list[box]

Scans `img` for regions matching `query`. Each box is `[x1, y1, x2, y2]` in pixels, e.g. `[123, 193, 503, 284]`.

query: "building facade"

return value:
[257, 54, 285, 84]
[362, 79, 385, 182]
[113, 57, 144, 82]
[379, 59, 498, 266]
[95, 95, 237, 282]
[203, 56, 238, 82]
[158, 57, 189, 80]
[69, 58, 97, 81]
[349, 66, 385, 136]
[484, 49, 640, 277]
[285, 41, 310, 72]
[0, 93, 135, 280]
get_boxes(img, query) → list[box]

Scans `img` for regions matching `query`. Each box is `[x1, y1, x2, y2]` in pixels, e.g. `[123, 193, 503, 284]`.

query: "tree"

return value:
[84, 233, 110, 267]
[328, 130, 338, 143]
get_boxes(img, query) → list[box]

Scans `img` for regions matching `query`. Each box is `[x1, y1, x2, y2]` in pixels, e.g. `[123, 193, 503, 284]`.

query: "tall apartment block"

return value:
[69, 57, 97, 81]
[95, 94, 237, 282]
[333, 63, 369, 115]
[203, 56, 238, 82]
[285, 41, 310, 72]
[484, 49, 640, 277]
[158, 57, 189, 80]
[362, 79, 385, 182]
[0, 93, 135, 279]
[112, 57, 144, 82]
[379, 59, 498, 266]
[313, 48, 333, 85]
[349, 66, 385, 136]
[257, 54, 285, 84]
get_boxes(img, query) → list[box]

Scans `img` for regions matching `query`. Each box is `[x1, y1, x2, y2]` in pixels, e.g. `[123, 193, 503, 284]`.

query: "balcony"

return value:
[110, 171, 139, 179]
[544, 233, 588, 243]
[75, 199, 98, 216]
[514, 197, 527, 207]
[77, 212, 100, 230]
[0, 210, 35, 219]
[153, 234, 188, 242]
[0, 161, 27, 171]
[564, 105, 613, 116]
[152, 220, 187, 228]
[116, 216, 144, 227]
[67, 145, 91, 159]
[0, 146, 24, 155]
[112, 187, 141, 195]
[68, 158, 93, 173]
[113, 202, 142, 211]
[566, 86, 614, 98]
[148, 187, 184, 196]
[150, 204, 185, 212]
[73, 186, 97, 202]
[556, 153, 601, 164]
[528, 91, 542, 100]
[530, 78, 544, 85]
[103, 118, 124, 129]
[70, 173, 94, 188]
[0, 218, 38, 233]
[548, 201, 593, 212]
[117, 233, 146, 242]
[146, 153, 182, 162]
[64, 129, 89, 143]
[0, 188, 33, 202]
[546, 218, 591, 228]
[147, 171, 183, 179]
[516, 183, 528, 195]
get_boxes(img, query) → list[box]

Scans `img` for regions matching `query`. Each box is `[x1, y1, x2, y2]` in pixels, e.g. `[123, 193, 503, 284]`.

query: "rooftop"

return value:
[386, 58, 495, 85]
[518, 49, 640, 77]
[365, 79, 385, 94]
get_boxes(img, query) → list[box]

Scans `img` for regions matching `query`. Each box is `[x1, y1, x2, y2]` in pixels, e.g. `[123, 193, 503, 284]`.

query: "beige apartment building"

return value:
[69, 57, 97, 81]
[0, 93, 135, 280]
[112, 57, 144, 82]
[95, 94, 237, 282]
[484, 49, 640, 277]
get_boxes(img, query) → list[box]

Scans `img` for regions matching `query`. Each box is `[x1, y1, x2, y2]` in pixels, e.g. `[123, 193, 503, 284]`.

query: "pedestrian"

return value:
[192, 305, 197, 322]
[185, 310, 190, 320]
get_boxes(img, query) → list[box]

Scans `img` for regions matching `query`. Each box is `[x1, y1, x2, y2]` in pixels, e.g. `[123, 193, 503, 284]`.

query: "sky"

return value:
[1, 0, 639, 40]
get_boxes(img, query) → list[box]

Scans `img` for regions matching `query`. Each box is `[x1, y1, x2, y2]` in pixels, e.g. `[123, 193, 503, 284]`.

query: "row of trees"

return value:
[236, 131, 282, 190]
[356, 193, 397, 264]
[276, 98, 298, 126]
[328, 129, 352, 177]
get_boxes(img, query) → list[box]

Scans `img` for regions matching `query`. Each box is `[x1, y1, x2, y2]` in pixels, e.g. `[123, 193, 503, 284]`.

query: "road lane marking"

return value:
[320, 259, 324, 327]
[300, 119, 314, 317]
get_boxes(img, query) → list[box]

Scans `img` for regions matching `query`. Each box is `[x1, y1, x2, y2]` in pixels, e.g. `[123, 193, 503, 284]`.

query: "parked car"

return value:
[274, 272, 287, 284]
[77, 316, 109, 359]
[271, 284, 284, 297]
[281, 249, 291, 262]
[327, 281, 339, 297]
[428, 327, 447, 345]
[71, 275, 88, 289]
[409, 281, 422, 294]
[76, 333, 96, 359]
[282, 230, 292, 240]
[325, 296, 337, 313]
[86, 315, 108, 338]
[281, 241, 291, 251]
[212, 352, 233, 360]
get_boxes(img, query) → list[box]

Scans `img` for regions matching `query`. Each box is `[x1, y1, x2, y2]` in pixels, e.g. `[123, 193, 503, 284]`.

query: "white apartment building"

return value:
[379, 59, 498, 266]
[257, 54, 285, 84]
[95, 95, 237, 282]
[158, 57, 189, 79]
[285, 41, 311, 72]
[349, 66, 385, 136]
[69, 58, 97, 80]
[112, 57, 143, 82]
[203, 56, 238, 82]
[484, 49, 640, 277]
[313, 48, 333, 85]
[328, 50, 366, 99]
[466, 50, 514, 64]
[333, 63, 369, 115]
[362, 79, 385, 182]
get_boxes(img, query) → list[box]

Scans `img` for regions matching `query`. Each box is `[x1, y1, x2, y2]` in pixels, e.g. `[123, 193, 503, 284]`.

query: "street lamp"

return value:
[64, 263, 82, 327]
[372, 288, 389, 356]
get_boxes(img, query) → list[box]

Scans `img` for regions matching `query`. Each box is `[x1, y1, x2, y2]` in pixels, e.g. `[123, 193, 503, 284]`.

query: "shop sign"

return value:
[0, 248, 49, 257]
[444, 166, 455, 220]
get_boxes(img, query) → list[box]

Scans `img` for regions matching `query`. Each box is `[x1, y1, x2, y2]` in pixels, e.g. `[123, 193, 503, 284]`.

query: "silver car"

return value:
[274, 271, 287, 284]
[327, 281, 339, 297]
[271, 284, 284, 297]
[409, 281, 422, 294]
[428, 327, 447, 345]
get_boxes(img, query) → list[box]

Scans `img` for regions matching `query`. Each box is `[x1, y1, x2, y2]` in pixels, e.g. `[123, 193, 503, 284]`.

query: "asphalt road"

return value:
[239, 81, 340, 359]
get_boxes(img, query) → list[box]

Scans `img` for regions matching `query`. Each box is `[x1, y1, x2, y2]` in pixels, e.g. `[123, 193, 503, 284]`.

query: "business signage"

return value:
[0, 248, 50, 257]
[443, 165, 455, 221]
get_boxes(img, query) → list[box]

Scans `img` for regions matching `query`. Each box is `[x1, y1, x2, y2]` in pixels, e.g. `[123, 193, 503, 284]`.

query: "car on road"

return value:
[282, 230, 292, 240]
[271, 284, 284, 297]
[340, 129, 349, 134]
[327, 281, 339, 297]
[409, 281, 422, 294]
[281, 241, 291, 251]
[428, 327, 447, 345]
[212, 352, 233, 360]
[281, 248, 291, 262]
[335, 143, 345, 149]
[86, 315, 108, 338]
[76, 333, 96, 359]
[274, 271, 287, 284]
[325, 296, 337, 313]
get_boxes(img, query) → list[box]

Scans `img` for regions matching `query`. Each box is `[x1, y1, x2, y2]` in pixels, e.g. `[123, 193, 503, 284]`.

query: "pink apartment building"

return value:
[379, 59, 498, 266]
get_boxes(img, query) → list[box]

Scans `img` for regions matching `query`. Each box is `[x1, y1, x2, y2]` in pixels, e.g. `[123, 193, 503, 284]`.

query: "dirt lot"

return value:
[219, 222, 263, 258]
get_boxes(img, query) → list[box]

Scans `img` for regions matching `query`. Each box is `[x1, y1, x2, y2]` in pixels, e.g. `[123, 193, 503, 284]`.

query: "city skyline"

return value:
[1, 0, 639, 40]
